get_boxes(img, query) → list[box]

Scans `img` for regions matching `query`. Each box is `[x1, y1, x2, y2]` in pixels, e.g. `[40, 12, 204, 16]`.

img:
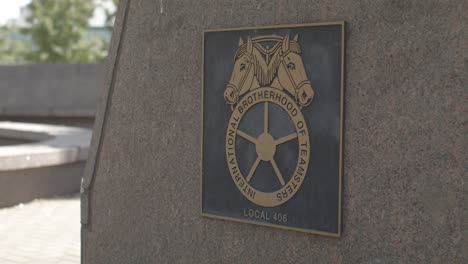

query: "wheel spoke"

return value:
[274, 133, 298, 145]
[246, 156, 261, 182]
[270, 159, 285, 186]
[237, 130, 257, 144]
[264, 102, 268, 133]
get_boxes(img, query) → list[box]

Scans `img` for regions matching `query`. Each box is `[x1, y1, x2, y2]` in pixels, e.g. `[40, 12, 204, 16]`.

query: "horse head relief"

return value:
[277, 34, 315, 107]
[224, 36, 255, 106]
[224, 34, 315, 108]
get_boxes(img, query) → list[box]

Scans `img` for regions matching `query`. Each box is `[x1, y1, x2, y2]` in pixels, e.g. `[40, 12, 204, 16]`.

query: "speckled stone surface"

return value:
[82, 0, 467, 263]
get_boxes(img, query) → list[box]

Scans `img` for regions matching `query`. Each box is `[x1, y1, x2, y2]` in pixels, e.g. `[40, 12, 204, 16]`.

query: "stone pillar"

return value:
[81, 0, 466, 262]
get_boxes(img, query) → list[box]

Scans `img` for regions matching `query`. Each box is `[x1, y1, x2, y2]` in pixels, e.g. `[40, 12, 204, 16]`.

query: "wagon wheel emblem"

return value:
[226, 88, 310, 207]
[240, 102, 298, 185]
[224, 34, 314, 207]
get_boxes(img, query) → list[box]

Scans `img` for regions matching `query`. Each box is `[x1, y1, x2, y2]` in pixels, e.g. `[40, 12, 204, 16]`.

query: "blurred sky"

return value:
[0, 0, 115, 26]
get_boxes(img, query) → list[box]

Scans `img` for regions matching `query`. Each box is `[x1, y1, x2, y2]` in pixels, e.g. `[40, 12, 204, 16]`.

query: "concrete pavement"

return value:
[0, 195, 80, 264]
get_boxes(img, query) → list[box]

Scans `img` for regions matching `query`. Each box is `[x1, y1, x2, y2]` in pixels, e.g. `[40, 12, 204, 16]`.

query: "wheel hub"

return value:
[256, 133, 276, 161]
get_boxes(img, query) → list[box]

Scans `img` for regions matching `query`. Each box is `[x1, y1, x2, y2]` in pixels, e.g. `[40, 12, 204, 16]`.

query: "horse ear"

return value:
[282, 35, 290, 52]
[246, 36, 253, 53]
[293, 33, 299, 42]
[238, 37, 244, 46]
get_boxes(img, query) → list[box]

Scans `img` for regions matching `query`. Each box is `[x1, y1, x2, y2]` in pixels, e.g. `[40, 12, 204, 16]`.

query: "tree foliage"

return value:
[21, 0, 107, 63]
[0, 25, 28, 64]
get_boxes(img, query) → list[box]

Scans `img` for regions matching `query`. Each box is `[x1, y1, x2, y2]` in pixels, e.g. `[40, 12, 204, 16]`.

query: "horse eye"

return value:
[287, 62, 295, 70]
[240, 63, 246, 71]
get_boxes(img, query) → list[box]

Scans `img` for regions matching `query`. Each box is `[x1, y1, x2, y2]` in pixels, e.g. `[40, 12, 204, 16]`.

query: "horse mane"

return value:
[233, 40, 301, 86]
[253, 45, 281, 86]
[253, 40, 302, 86]
[234, 44, 247, 62]
[289, 41, 301, 54]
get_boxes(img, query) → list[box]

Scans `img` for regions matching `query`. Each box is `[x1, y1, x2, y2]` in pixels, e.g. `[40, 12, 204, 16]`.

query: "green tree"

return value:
[22, 0, 107, 63]
[0, 25, 27, 64]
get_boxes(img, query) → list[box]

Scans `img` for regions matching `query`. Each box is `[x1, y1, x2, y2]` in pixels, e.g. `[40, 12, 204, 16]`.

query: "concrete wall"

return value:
[82, 0, 466, 263]
[0, 63, 104, 117]
[0, 122, 91, 208]
[0, 162, 85, 208]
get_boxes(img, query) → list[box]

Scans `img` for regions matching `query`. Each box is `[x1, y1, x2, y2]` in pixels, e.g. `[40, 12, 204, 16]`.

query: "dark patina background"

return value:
[202, 25, 343, 234]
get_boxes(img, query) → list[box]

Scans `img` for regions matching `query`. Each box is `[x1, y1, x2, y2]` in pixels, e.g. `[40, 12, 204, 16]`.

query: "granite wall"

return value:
[81, 0, 466, 263]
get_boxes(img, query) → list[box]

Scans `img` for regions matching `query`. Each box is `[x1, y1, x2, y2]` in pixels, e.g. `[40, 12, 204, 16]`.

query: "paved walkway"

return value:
[0, 195, 80, 264]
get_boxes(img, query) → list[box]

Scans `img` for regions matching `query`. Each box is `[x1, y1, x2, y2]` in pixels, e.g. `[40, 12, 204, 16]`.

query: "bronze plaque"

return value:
[201, 22, 344, 236]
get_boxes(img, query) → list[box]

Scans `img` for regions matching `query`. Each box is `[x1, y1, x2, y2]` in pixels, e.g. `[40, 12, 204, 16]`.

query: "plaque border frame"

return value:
[200, 21, 345, 237]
